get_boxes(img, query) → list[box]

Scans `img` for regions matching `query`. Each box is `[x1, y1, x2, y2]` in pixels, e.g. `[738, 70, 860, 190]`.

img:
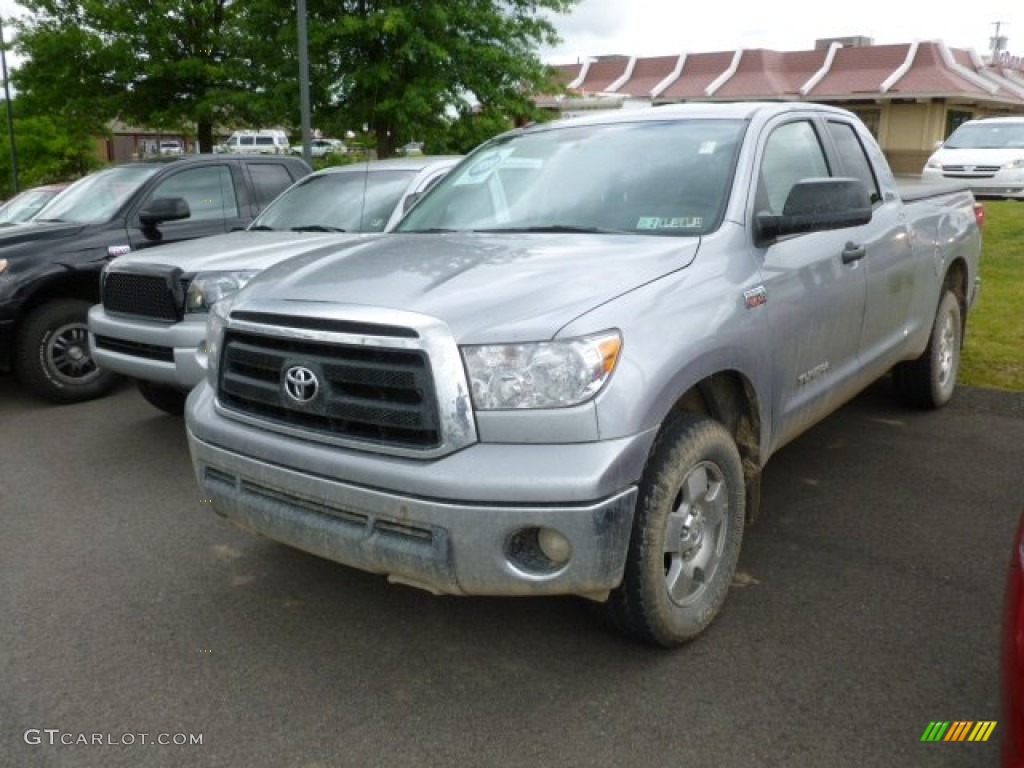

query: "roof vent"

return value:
[815, 36, 874, 49]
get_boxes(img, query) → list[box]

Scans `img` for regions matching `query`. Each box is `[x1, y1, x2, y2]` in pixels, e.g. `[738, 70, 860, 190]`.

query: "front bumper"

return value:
[922, 168, 1024, 199]
[186, 384, 651, 598]
[88, 305, 207, 389]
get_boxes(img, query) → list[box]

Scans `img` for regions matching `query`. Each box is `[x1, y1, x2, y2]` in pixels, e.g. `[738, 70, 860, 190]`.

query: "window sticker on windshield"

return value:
[637, 216, 703, 230]
[455, 148, 516, 185]
[698, 141, 717, 155]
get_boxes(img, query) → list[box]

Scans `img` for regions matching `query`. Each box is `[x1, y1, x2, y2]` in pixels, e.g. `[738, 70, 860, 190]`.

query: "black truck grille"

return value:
[218, 331, 441, 449]
[103, 272, 188, 322]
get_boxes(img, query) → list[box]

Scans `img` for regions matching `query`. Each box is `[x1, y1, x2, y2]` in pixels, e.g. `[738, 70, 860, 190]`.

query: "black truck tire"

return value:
[599, 412, 745, 647]
[893, 290, 962, 410]
[137, 380, 188, 416]
[14, 299, 121, 403]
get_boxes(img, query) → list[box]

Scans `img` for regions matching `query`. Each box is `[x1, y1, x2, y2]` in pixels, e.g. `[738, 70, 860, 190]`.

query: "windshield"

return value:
[0, 188, 61, 224]
[251, 169, 415, 232]
[944, 122, 1024, 149]
[33, 165, 162, 224]
[398, 119, 745, 236]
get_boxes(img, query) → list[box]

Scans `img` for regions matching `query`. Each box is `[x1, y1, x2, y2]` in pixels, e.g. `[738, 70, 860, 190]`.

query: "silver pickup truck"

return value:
[88, 156, 460, 413]
[185, 102, 982, 646]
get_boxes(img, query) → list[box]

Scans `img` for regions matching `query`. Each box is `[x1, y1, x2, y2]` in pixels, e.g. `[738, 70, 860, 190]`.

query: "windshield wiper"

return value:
[248, 224, 275, 231]
[291, 225, 346, 232]
[34, 218, 67, 224]
[473, 224, 629, 235]
[401, 227, 458, 233]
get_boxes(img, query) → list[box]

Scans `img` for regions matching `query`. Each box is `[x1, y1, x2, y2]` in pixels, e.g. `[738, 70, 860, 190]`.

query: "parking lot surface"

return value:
[2, 376, 1022, 767]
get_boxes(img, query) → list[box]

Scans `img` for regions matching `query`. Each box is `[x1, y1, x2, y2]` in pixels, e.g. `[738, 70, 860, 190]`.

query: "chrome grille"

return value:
[941, 164, 1000, 178]
[218, 330, 441, 449]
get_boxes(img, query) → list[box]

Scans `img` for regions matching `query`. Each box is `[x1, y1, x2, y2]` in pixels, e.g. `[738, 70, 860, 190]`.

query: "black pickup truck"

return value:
[0, 154, 310, 402]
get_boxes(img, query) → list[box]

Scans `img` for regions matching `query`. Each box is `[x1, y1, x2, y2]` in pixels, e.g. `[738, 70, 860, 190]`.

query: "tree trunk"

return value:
[197, 119, 215, 153]
[374, 118, 397, 159]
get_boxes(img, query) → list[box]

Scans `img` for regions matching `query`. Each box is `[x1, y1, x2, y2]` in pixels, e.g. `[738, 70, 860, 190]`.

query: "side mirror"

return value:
[755, 178, 871, 243]
[139, 196, 191, 227]
[933, 139, 944, 151]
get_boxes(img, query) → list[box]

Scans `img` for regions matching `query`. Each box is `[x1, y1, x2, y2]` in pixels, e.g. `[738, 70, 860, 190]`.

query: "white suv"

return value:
[922, 116, 1024, 199]
[219, 129, 291, 156]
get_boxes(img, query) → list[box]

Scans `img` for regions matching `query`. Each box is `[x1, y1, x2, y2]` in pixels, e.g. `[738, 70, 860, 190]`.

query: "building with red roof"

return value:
[539, 37, 1024, 173]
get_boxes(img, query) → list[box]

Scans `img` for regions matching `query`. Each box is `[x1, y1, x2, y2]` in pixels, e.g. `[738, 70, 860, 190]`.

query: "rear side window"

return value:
[249, 164, 296, 209]
[826, 120, 881, 204]
[255, 136, 274, 147]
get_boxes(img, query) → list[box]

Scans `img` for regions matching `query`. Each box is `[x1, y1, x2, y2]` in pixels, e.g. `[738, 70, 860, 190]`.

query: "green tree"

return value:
[11, 0, 577, 158]
[12, 0, 244, 151]
[0, 114, 102, 199]
[239, 0, 577, 157]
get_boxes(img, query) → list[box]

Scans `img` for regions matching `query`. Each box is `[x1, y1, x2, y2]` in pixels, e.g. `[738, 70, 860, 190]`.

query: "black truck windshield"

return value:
[33, 165, 162, 224]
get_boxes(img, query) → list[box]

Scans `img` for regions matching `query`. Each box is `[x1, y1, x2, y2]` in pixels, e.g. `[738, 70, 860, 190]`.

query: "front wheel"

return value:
[893, 289, 962, 410]
[14, 299, 121, 404]
[599, 412, 746, 647]
[137, 380, 188, 416]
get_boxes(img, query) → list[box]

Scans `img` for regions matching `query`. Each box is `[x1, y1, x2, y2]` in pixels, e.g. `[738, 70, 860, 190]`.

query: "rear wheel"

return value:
[893, 290, 961, 410]
[137, 380, 187, 416]
[14, 299, 121, 403]
[599, 412, 745, 647]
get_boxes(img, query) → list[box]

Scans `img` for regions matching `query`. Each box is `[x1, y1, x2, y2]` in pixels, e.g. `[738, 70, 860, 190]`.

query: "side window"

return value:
[826, 120, 881, 204]
[240, 136, 254, 148]
[758, 121, 830, 215]
[145, 166, 239, 221]
[249, 164, 295, 209]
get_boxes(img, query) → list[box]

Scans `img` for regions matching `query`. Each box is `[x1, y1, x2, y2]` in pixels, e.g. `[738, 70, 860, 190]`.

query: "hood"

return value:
[108, 230, 374, 275]
[0, 220, 88, 250]
[239, 232, 700, 342]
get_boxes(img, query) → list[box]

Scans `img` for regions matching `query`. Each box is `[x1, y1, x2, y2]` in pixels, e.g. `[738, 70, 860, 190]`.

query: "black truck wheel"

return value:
[14, 299, 121, 403]
[599, 412, 746, 647]
[137, 380, 188, 416]
[893, 290, 962, 410]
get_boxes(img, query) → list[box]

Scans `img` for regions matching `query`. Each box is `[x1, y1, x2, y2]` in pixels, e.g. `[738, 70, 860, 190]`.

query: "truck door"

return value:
[753, 118, 869, 452]
[823, 119, 914, 383]
[127, 163, 247, 250]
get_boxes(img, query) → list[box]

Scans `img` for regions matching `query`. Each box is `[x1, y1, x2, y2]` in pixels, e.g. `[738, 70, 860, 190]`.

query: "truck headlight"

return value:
[186, 270, 258, 314]
[1002, 158, 1024, 170]
[461, 331, 622, 410]
[205, 293, 237, 385]
[924, 157, 941, 170]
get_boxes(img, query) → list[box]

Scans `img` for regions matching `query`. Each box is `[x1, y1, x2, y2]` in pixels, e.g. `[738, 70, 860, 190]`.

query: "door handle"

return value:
[841, 242, 866, 264]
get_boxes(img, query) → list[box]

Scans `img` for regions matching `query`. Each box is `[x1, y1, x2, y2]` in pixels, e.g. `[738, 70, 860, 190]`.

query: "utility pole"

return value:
[297, 0, 312, 166]
[990, 21, 1008, 63]
[0, 13, 18, 194]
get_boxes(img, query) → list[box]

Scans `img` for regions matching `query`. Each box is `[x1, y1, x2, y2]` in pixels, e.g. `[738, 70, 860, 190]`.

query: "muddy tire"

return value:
[893, 290, 961, 410]
[600, 412, 746, 647]
[14, 299, 121, 404]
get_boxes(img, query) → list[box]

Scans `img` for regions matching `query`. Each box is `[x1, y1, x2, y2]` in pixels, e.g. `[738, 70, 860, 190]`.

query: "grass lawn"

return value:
[961, 200, 1024, 391]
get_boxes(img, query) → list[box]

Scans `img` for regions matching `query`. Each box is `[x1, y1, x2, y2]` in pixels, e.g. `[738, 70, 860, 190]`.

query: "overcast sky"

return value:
[543, 0, 1024, 64]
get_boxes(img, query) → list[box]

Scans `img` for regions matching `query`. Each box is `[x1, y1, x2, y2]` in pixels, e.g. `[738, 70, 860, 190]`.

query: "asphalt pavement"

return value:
[2, 375, 1022, 768]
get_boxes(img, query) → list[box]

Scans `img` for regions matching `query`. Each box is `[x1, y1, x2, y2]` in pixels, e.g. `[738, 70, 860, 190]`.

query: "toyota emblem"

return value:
[283, 365, 319, 403]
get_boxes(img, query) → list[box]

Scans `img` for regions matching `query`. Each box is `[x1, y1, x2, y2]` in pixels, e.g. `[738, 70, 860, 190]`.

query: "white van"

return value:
[218, 129, 291, 156]
[922, 116, 1024, 199]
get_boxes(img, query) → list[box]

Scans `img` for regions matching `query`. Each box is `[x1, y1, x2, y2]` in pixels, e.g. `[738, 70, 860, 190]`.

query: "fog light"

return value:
[505, 527, 571, 575]
[538, 527, 571, 565]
